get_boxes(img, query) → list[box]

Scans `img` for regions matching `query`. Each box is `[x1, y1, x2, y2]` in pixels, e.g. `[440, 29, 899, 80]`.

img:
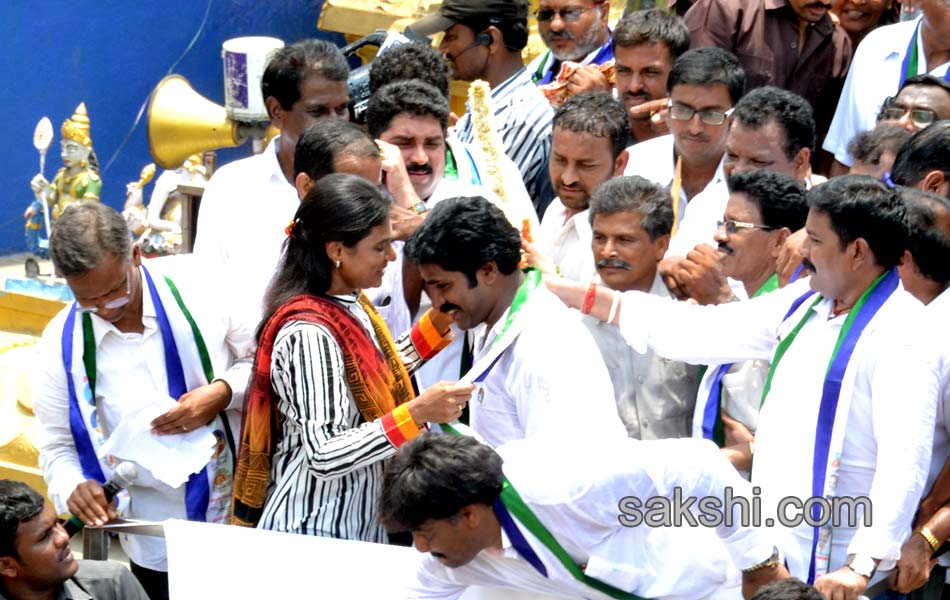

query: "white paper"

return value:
[97, 394, 215, 488]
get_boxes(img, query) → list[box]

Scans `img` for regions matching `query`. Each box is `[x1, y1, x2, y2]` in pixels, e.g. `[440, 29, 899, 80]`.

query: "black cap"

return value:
[410, 0, 529, 36]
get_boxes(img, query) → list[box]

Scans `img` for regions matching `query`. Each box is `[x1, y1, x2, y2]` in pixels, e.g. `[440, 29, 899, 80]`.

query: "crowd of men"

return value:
[5, 0, 950, 599]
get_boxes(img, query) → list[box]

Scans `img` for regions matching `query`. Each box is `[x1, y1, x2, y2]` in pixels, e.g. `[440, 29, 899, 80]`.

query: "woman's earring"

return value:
[335, 259, 341, 269]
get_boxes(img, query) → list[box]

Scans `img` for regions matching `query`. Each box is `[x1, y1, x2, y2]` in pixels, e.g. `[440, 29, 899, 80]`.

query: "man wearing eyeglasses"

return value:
[684, 0, 852, 150]
[824, 0, 950, 176]
[30, 202, 254, 599]
[679, 172, 808, 476]
[528, 0, 614, 92]
[876, 74, 950, 133]
[623, 48, 746, 289]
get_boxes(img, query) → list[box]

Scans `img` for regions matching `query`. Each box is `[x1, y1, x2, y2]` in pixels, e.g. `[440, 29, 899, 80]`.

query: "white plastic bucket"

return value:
[222, 36, 285, 121]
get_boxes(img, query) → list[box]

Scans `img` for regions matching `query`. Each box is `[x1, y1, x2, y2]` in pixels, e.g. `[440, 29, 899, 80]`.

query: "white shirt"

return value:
[192, 137, 298, 322]
[923, 287, 950, 568]
[616, 278, 935, 578]
[412, 161, 541, 393]
[466, 283, 628, 447]
[537, 200, 595, 283]
[623, 134, 729, 258]
[408, 437, 777, 600]
[31, 256, 254, 571]
[824, 17, 950, 166]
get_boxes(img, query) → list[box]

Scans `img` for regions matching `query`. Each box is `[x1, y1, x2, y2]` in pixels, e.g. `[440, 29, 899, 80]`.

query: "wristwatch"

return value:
[845, 554, 877, 579]
[410, 201, 428, 215]
[743, 546, 780, 573]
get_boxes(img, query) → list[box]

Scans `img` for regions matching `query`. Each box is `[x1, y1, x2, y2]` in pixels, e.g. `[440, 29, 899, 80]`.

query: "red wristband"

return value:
[581, 282, 597, 315]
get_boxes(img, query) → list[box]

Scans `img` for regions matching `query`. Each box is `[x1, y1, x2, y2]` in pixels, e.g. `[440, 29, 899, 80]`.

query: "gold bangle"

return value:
[918, 527, 941, 553]
[749, 441, 754, 457]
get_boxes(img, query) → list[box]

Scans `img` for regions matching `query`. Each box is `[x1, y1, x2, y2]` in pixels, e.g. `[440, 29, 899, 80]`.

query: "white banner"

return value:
[165, 520, 568, 599]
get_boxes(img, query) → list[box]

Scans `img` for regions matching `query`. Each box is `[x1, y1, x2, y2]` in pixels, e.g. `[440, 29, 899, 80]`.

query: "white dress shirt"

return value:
[622, 134, 729, 258]
[823, 17, 950, 166]
[192, 137, 299, 323]
[583, 272, 700, 439]
[408, 437, 777, 600]
[31, 256, 254, 571]
[615, 278, 935, 579]
[537, 200, 595, 283]
[461, 284, 627, 447]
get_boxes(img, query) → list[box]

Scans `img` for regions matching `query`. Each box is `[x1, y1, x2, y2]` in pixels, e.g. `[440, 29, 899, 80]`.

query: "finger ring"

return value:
[181, 425, 187, 432]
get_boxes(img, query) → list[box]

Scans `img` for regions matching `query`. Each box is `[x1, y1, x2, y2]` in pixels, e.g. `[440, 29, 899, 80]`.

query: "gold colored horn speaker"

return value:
[147, 75, 242, 169]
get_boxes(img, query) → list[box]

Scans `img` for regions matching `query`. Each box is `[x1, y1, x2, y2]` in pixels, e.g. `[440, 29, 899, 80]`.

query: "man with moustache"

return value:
[624, 48, 745, 273]
[581, 176, 701, 440]
[824, 0, 950, 175]
[684, 0, 852, 146]
[681, 171, 808, 474]
[411, 0, 556, 211]
[194, 39, 350, 317]
[406, 197, 627, 447]
[367, 42, 538, 222]
[613, 9, 691, 145]
[546, 175, 935, 598]
[0, 480, 149, 600]
[366, 80, 539, 393]
[528, 0, 615, 93]
[536, 92, 630, 283]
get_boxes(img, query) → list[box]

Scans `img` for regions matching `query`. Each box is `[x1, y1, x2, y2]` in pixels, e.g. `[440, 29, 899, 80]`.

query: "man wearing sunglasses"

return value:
[528, 0, 614, 91]
[876, 74, 950, 133]
[30, 202, 254, 599]
[824, 0, 950, 176]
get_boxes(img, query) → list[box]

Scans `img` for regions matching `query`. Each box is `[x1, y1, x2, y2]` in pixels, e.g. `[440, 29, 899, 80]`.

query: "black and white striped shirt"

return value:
[258, 294, 423, 541]
[456, 66, 555, 210]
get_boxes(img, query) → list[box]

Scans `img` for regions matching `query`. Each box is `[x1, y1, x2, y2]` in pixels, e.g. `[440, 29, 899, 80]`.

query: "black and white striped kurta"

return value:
[258, 293, 424, 541]
[455, 66, 555, 210]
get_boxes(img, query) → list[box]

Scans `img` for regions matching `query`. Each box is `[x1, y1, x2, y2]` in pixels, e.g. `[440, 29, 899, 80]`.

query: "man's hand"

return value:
[677, 244, 733, 305]
[814, 566, 868, 600]
[658, 257, 690, 300]
[891, 534, 937, 593]
[565, 65, 611, 95]
[151, 380, 230, 435]
[628, 98, 670, 137]
[391, 205, 426, 242]
[741, 563, 790, 599]
[376, 139, 419, 209]
[521, 238, 557, 275]
[777, 229, 807, 287]
[67, 480, 117, 527]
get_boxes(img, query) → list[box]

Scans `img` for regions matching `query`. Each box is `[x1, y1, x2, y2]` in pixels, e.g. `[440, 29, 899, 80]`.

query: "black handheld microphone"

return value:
[63, 462, 139, 537]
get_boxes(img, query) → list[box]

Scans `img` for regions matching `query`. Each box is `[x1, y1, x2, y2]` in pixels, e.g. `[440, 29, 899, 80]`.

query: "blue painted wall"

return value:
[0, 0, 345, 253]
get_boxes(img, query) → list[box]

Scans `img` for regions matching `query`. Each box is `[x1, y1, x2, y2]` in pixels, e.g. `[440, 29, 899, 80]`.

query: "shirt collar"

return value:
[764, 0, 833, 35]
[88, 266, 157, 348]
[263, 136, 288, 186]
[62, 578, 92, 600]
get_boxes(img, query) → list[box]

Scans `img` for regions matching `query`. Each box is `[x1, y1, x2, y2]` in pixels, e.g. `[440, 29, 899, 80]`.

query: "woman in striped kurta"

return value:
[231, 174, 473, 540]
